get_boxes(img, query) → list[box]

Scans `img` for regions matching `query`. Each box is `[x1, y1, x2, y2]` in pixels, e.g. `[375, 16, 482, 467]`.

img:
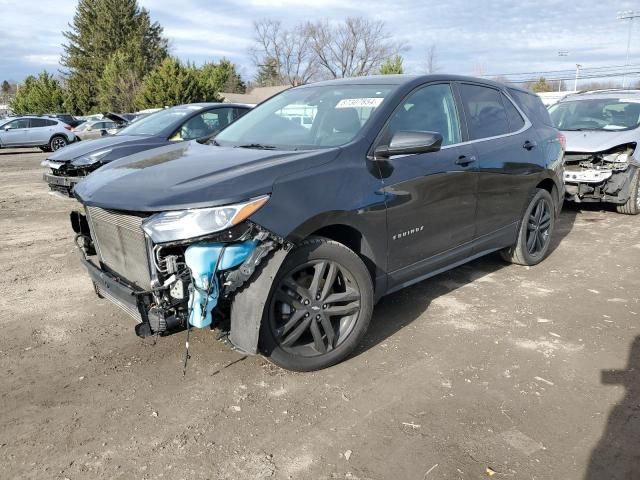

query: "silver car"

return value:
[549, 90, 640, 215]
[0, 116, 77, 152]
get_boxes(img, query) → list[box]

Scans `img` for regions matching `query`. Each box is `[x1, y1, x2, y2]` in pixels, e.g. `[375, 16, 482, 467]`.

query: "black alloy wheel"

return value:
[501, 188, 556, 266]
[270, 259, 361, 356]
[526, 196, 552, 258]
[261, 238, 374, 371]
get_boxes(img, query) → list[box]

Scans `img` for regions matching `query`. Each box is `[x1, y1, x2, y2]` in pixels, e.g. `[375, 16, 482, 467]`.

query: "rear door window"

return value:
[31, 118, 53, 127]
[502, 94, 525, 132]
[458, 84, 510, 140]
[509, 88, 554, 127]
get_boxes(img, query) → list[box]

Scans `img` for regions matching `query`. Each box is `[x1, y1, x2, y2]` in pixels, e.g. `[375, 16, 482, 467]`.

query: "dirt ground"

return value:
[1, 147, 639, 480]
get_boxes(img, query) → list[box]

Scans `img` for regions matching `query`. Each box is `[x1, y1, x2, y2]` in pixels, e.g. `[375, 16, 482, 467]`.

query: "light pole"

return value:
[558, 50, 568, 91]
[574, 64, 582, 92]
[617, 10, 640, 88]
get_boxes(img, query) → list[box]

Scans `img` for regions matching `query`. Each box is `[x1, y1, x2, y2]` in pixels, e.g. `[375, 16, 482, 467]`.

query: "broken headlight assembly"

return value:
[141, 195, 270, 243]
[72, 148, 113, 167]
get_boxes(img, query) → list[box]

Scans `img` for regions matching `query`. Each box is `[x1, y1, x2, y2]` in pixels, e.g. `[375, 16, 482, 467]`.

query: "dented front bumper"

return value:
[71, 207, 285, 353]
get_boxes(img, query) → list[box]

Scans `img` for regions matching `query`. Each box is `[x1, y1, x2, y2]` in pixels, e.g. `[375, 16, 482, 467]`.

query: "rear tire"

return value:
[259, 237, 374, 371]
[501, 188, 556, 266]
[49, 135, 67, 151]
[616, 169, 640, 215]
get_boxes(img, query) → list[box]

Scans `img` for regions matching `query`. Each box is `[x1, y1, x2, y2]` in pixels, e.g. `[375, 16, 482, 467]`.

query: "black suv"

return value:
[70, 75, 564, 371]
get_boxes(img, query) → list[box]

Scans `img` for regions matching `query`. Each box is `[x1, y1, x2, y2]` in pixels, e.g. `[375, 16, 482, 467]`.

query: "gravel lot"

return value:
[1, 147, 639, 480]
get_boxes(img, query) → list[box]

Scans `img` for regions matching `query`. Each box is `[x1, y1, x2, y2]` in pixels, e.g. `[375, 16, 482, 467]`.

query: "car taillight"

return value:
[64, 124, 72, 131]
[557, 132, 566, 151]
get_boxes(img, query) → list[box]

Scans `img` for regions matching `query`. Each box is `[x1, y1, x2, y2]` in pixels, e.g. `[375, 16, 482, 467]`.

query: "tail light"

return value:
[63, 124, 72, 131]
[557, 132, 566, 151]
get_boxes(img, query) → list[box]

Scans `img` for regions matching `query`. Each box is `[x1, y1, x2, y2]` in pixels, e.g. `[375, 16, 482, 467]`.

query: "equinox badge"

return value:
[392, 226, 424, 240]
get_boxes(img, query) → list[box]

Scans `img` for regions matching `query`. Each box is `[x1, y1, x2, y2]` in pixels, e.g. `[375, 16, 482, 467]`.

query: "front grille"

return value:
[86, 207, 151, 289]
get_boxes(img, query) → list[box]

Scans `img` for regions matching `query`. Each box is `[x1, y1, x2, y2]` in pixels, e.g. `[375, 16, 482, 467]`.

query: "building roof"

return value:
[220, 85, 289, 105]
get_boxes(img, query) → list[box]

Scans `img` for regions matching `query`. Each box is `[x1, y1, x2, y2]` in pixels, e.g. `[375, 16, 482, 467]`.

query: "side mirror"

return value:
[374, 131, 443, 159]
[4, 126, 11, 131]
[100, 129, 107, 136]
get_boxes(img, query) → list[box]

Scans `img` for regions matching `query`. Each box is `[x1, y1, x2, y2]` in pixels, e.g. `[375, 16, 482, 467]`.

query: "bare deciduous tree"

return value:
[251, 17, 405, 84]
[307, 17, 405, 79]
[251, 19, 317, 86]
[426, 44, 440, 74]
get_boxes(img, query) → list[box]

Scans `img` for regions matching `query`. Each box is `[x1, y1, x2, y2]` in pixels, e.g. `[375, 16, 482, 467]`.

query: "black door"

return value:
[374, 83, 478, 284]
[456, 83, 543, 251]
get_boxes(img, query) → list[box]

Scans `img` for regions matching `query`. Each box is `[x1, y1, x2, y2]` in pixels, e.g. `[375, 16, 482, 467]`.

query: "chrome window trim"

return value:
[440, 85, 533, 150]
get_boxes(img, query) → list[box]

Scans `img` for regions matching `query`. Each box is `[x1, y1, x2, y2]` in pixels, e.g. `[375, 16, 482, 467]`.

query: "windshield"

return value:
[549, 98, 640, 131]
[215, 84, 395, 149]
[116, 106, 203, 136]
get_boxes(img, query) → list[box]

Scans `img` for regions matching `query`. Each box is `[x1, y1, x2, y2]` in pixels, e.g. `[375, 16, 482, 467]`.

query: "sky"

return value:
[0, 0, 639, 86]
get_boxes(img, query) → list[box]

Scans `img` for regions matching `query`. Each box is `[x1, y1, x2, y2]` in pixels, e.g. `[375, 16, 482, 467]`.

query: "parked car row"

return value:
[42, 103, 250, 196]
[0, 110, 161, 152]
[8, 75, 635, 372]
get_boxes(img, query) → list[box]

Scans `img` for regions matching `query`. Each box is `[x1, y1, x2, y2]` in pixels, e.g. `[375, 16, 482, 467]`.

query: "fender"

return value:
[229, 248, 288, 354]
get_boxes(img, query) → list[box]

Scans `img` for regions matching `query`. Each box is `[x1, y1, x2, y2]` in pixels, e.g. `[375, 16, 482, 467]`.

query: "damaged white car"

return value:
[549, 90, 640, 214]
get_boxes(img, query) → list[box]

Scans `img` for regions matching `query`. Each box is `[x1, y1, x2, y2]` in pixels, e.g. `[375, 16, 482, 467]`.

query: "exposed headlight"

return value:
[142, 195, 270, 243]
[72, 148, 113, 167]
[603, 152, 630, 163]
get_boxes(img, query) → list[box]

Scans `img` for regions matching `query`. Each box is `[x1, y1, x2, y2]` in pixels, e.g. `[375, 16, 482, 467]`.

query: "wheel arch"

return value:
[49, 132, 71, 145]
[308, 223, 379, 293]
[535, 176, 563, 217]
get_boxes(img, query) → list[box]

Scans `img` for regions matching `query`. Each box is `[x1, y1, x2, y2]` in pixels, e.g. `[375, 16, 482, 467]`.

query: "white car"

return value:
[0, 116, 77, 152]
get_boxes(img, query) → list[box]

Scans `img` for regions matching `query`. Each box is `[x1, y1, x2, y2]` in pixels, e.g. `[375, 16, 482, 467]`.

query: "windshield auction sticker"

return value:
[335, 98, 384, 109]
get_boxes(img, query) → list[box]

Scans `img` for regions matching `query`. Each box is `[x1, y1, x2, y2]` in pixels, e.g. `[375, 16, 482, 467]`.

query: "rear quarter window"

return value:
[509, 88, 554, 127]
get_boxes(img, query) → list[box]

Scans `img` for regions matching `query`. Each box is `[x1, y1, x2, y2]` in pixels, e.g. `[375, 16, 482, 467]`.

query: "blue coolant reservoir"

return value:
[185, 241, 257, 328]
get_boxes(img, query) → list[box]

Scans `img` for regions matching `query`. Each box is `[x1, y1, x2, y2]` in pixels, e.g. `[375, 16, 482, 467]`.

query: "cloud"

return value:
[23, 54, 60, 65]
[1, 0, 639, 86]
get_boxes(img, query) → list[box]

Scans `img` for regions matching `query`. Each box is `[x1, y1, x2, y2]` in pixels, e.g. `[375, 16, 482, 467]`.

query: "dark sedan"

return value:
[43, 103, 250, 196]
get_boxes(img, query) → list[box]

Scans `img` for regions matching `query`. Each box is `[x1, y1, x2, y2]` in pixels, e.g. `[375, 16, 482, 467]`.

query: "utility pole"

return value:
[617, 10, 640, 88]
[558, 51, 568, 91]
[574, 64, 582, 92]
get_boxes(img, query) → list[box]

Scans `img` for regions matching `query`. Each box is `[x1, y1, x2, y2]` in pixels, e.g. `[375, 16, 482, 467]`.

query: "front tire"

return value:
[260, 237, 374, 371]
[49, 135, 67, 151]
[616, 169, 640, 215]
[501, 188, 556, 266]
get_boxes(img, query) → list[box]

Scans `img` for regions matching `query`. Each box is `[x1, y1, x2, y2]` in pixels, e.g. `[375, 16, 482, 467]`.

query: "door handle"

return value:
[523, 140, 537, 150]
[455, 155, 476, 166]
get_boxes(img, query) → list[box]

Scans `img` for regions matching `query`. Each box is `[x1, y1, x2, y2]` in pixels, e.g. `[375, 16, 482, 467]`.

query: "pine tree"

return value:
[136, 57, 205, 108]
[62, 0, 168, 114]
[98, 49, 145, 112]
[379, 55, 404, 75]
[199, 59, 246, 101]
[10, 72, 65, 114]
[1, 80, 10, 95]
[254, 57, 281, 87]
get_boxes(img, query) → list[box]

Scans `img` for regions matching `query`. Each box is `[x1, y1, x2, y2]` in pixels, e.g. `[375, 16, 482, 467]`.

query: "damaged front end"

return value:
[43, 149, 113, 197]
[70, 195, 286, 351]
[563, 143, 639, 204]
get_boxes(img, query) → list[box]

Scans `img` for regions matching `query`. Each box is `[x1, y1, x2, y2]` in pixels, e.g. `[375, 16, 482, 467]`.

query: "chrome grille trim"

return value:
[86, 207, 152, 289]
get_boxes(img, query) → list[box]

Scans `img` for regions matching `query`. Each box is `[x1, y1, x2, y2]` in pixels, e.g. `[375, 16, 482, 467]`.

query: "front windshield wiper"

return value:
[235, 143, 278, 150]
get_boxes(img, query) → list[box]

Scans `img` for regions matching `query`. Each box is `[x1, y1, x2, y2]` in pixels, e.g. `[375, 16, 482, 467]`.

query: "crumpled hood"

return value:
[74, 140, 338, 212]
[48, 136, 143, 163]
[562, 129, 637, 153]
